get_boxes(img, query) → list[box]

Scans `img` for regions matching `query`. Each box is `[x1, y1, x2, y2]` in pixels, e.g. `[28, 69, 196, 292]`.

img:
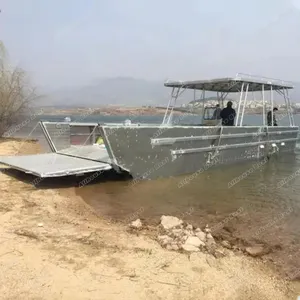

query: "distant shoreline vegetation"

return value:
[26, 105, 300, 116]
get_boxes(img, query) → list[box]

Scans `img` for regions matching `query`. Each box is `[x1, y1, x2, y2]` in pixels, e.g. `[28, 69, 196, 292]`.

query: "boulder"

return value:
[221, 240, 232, 249]
[167, 243, 179, 251]
[213, 249, 226, 259]
[181, 244, 200, 252]
[158, 235, 173, 246]
[181, 235, 189, 243]
[186, 224, 193, 231]
[160, 215, 183, 230]
[196, 231, 206, 242]
[206, 233, 216, 246]
[183, 229, 193, 237]
[171, 228, 183, 238]
[184, 236, 205, 248]
[130, 219, 142, 229]
[245, 245, 269, 257]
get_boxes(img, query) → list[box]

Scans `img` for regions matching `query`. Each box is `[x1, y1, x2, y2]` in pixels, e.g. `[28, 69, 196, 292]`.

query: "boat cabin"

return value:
[163, 73, 295, 127]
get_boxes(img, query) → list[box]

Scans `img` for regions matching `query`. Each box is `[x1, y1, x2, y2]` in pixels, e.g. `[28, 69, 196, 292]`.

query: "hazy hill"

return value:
[37, 77, 300, 108]
[39, 77, 170, 107]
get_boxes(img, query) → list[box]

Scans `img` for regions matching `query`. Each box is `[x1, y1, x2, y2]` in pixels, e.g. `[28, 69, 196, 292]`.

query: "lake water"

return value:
[9, 113, 300, 278]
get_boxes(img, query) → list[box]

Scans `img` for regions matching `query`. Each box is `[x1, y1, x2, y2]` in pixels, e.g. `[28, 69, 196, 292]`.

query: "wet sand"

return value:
[0, 138, 299, 299]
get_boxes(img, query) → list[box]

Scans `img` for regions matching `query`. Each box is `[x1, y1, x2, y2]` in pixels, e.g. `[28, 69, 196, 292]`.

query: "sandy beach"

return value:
[0, 138, 298, 300]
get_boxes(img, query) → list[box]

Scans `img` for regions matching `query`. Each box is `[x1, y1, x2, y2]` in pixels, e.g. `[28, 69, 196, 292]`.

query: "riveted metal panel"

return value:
[101, 125, 298, 179]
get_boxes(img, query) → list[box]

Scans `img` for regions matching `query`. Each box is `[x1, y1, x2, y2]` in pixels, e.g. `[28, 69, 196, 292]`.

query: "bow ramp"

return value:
[0, 145, 113, 178]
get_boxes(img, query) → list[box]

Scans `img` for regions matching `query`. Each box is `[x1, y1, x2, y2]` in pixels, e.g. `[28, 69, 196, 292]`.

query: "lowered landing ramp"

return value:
[0, 153, 112, 177]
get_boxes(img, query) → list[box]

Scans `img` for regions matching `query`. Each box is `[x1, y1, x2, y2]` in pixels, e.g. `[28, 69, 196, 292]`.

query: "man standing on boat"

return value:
[267, 107, 278, 126]
[220, 101, 236, 126]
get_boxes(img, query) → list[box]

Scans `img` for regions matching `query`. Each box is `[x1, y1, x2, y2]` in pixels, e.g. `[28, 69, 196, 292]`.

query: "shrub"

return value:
[0, 41, 39, 136]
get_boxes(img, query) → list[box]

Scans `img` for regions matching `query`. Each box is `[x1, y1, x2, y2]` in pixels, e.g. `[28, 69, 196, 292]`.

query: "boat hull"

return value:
[0, 122, 298, 180]
[100, 125, 299, 179]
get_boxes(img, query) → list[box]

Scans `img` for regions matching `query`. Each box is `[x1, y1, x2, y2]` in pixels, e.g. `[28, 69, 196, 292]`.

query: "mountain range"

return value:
[37, 76, 300, 108]
[38, 77, 172, 107]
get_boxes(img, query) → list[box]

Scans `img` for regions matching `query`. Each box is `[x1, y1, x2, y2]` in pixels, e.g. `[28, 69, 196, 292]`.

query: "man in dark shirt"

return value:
[220, 101, 236, 126]
[267, 107, 278, 126]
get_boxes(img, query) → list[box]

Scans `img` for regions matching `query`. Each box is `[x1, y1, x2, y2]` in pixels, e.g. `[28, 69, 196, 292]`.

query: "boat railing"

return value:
[40, 121, 167, 148]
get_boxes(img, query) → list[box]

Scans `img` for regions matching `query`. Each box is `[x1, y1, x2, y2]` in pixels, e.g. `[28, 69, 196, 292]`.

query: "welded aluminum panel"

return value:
[100, 125, 298, 179]
[44, 123, 71, 151]
[100, 126, 221, 179]
[0, 153, 112, 177]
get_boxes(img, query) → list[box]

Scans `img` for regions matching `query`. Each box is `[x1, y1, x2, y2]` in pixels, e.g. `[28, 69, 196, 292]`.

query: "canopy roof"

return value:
[164, 74, 294, 92]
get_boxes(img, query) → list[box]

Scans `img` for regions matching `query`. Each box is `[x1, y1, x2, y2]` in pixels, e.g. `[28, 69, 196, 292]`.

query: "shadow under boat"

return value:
[1, 167, 132, 190]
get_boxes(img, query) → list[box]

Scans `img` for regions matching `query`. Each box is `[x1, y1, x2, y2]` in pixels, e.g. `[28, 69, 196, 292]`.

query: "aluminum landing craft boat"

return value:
[0, 73, 298, 180]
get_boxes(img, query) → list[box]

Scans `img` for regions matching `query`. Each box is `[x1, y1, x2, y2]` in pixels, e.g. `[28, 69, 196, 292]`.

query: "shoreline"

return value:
[0, 138, 299, 299]
[38, 106, 184, 116]
[34, 106, 300, 116]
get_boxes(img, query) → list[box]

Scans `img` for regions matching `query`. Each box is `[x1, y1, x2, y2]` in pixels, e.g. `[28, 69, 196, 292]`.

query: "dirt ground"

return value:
[0, 139, 298, 300]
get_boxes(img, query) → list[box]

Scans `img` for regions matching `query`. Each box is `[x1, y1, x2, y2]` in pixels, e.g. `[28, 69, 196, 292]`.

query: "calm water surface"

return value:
[13, 113, 300, 277]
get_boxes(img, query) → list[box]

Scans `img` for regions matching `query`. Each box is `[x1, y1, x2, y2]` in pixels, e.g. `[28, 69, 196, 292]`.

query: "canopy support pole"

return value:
[235, 82, 244, 126]
[239, 83, 249, 126]
[262, 84, 265, 126]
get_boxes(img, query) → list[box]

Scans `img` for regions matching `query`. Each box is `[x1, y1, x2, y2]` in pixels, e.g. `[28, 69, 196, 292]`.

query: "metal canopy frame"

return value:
[163, 73, 295, 127]
[164, 73, 294, 92]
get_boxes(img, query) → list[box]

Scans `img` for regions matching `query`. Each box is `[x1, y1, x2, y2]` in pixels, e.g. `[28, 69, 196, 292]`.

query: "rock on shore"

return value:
[158, 215, 221, 254]
[130, 215, 227, 258]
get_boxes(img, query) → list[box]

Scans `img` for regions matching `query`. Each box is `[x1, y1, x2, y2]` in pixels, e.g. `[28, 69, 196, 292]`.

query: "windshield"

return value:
[203, 107, 217, 120]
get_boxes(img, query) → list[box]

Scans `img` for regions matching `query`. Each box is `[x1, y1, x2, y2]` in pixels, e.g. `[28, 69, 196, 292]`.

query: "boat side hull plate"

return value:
[100, 125, 299, 179]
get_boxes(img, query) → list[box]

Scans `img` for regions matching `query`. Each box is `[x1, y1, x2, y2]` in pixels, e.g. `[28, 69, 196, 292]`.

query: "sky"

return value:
[1, 0, 300, 90]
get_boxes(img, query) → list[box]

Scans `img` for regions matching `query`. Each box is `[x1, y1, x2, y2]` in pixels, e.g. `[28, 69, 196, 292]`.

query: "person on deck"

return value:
[267, 107, 278, 126]
[220, 101, 236, 126]
[212, 104, 222, 120]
